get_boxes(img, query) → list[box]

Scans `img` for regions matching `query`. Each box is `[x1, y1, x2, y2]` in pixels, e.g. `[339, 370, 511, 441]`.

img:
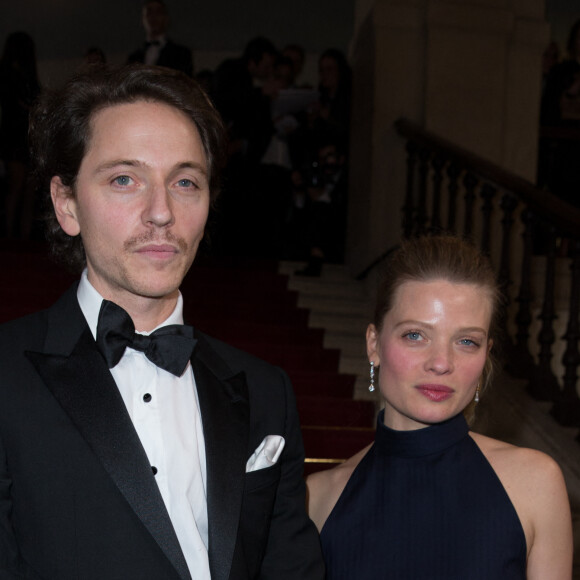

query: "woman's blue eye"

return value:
[405, 332, 421, 341]
[460, 339, 476, 346]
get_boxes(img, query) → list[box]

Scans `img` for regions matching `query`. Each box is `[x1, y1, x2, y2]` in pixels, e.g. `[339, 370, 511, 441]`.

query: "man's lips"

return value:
[135, 244, 179, 257]
[415, 384, 454, 402]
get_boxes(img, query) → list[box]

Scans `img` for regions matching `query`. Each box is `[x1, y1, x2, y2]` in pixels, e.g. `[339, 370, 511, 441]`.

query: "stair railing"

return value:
[394, 117, 580, 439]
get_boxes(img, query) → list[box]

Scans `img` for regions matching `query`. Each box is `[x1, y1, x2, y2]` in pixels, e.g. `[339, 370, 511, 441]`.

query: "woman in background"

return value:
[307, 235, 572, 579]
[0, 31, 41, 238]
[539, 19, 580, 210]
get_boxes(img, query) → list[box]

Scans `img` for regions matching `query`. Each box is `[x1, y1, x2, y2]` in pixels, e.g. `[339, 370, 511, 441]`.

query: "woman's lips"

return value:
[415, 384, 454, 402]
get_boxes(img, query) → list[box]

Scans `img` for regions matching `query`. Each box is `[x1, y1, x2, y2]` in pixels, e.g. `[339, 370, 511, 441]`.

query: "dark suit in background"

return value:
[127, 0, 193, 77]
[127, 39, 193, 77]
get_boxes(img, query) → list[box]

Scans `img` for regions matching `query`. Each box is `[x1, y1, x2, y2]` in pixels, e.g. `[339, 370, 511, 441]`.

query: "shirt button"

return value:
[152, 466, 158, 475]
[143, 393, 152, 403]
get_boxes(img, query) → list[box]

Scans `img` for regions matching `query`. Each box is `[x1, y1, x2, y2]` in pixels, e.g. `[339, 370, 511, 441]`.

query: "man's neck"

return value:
[88, 280, 180, 332]
[146, 33, 165, 43]
[113, 292, 179, 332]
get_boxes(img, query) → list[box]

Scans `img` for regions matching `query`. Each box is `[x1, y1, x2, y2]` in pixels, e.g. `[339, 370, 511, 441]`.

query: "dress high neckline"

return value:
[375, 410, 469, 458]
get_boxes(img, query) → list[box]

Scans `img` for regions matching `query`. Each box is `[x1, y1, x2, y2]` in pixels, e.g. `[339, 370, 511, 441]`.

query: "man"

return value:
[0, 65, 324, 579]
[127, 0, 193, 77]
[209, 38, 278, 256]
[211, 37, 278, 166]
[282, 44, 306, 88]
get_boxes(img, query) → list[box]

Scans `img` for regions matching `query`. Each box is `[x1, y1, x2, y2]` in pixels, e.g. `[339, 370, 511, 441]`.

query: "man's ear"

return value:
[50, 176, 80, 236]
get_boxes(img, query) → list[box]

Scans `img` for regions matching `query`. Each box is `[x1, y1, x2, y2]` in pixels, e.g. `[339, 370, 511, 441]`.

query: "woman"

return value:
[316, 48, 351, 146]
[539, 19, 580, 209]
[0, 31, 41, 238]
[541, 19, 580, 126]
[307, 236, 573, 579]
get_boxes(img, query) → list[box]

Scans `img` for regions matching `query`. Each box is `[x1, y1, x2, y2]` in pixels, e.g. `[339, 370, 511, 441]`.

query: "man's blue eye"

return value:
[178, 179, 194, 187]
[114, 176, 131, 186]
[406, 332, 421, 340]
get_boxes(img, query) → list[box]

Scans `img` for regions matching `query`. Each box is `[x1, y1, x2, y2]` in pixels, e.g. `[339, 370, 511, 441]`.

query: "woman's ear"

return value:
[50, 176, 80, 236]
[366, 323, 380, 366]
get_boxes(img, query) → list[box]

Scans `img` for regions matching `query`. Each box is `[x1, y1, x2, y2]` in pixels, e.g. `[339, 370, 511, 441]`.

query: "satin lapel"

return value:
[193, 335, 250, 580]
[25, 289, 191, 580]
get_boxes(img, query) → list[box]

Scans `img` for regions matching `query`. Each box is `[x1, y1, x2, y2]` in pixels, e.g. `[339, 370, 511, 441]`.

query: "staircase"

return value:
[184, 256, 377, 476]
[279, 261, 378, 474]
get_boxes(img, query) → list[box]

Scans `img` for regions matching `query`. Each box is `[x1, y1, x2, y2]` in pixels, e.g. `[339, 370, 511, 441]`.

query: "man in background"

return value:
[128, 0, 193, 77]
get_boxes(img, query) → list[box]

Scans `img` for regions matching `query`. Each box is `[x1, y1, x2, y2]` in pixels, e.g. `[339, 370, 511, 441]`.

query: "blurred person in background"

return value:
[0, 31, 41, 239]
[127, 0, 193, 77]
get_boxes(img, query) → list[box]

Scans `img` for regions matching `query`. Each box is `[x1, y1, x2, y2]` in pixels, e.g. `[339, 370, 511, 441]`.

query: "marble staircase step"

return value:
[297, 293, 371, 316]
[288, 277, 368, 300]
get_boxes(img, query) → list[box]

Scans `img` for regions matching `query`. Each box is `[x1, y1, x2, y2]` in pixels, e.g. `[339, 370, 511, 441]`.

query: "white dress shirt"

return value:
[77, 271, 210, 579]
[145, 36, 166, 65]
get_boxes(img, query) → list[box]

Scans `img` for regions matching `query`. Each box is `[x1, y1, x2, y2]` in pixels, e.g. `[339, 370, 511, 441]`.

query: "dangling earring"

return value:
[474, 381, 481, 403]
[369, 361, 375, 392]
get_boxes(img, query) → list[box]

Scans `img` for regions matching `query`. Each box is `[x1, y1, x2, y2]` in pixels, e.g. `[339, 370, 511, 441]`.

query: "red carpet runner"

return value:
[0, 244, 375, 476]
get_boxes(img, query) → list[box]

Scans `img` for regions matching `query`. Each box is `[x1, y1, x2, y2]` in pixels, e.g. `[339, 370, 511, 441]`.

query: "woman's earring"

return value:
[474, 381, 481, 403]
[369, 361, 375, 392]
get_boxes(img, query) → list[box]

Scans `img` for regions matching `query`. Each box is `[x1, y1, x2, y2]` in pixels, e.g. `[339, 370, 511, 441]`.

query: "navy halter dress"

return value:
[320, 411, 527, 579]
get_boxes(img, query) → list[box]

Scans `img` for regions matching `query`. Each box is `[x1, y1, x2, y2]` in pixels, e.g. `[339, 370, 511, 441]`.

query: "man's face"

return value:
[282, 47, 304, 79]
[143, 1, 168, 38]
[274, 63, 293, 90]
[319, 56, 339, 91]
[51, 100, 210, 308]
[250, 53, 275, 81]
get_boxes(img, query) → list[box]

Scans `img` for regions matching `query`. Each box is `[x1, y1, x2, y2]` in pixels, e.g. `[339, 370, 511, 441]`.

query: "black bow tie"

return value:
[96, 300, 196, 377]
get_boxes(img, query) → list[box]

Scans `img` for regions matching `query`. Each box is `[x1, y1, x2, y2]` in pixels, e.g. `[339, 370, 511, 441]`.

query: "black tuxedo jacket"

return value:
[127, 40, 193, 77]
[0, 285, 324, 579]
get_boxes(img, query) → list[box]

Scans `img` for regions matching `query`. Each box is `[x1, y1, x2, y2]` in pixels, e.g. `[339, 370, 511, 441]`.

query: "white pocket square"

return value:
[245, 435, 285, 473]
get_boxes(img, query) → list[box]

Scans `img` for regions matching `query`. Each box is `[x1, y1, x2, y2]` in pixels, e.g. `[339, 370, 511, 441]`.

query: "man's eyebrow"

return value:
[94, 160, 208, 175]
[94, 159, 142, 174]
[175, 161, 208, 175]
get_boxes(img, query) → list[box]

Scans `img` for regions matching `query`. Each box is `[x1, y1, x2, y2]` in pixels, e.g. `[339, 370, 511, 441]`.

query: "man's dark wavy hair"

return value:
[29, 64, 226, 273]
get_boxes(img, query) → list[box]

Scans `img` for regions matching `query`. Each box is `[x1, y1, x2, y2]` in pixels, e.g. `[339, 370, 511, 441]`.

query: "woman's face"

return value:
[367, 279, 492, 431]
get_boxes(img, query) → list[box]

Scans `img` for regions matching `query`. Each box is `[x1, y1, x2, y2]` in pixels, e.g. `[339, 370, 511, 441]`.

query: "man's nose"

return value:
[143, 184, 174, 228]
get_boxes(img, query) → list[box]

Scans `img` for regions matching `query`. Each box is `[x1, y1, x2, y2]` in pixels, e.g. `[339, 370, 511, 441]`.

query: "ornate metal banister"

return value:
[395, 118, 580, 237]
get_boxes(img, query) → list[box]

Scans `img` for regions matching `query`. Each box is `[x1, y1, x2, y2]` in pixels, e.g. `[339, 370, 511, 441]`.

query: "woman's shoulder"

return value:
[306, 443, 372, 532]
[469, 431, 566, 506]
[469, 431, 563, 482]
[469, 431, 571, 567]
[307, 444, 370, 490]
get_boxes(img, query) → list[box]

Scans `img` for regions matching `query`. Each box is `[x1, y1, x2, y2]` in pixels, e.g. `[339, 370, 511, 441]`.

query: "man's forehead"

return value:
[90, 100, 192, 128]
[84, 101, 206, 167]
[144, 0, 166, 14]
